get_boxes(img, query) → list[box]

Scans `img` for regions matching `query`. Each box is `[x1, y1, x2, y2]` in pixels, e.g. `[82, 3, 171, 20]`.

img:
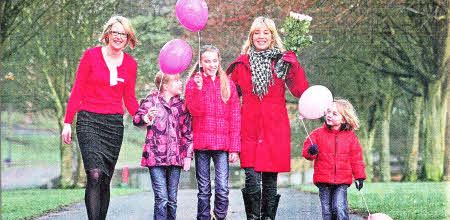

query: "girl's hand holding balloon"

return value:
[147, 107, 158, 119]
[143, 107, 158, 126]
[307, 144, 319, 156]
[194, 72, 203, 90]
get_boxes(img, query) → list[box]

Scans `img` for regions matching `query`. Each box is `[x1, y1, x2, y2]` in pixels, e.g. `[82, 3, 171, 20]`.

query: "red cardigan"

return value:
[185, 73, 241, 153]
[302, 124, 366, 185]
[64, 47, 139, 124]
[226, 51, 309, 172]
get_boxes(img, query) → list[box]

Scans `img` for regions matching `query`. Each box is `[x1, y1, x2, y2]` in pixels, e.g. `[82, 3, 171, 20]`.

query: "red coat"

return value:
[226, 51, 309, 172]
[302, 124, 366, 185]
[185, 74, 241, 153]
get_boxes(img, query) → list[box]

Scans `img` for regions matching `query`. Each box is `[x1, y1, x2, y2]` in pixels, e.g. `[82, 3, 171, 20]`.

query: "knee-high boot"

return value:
[261, 194, 280, 220]
[242, 189, 261, 220]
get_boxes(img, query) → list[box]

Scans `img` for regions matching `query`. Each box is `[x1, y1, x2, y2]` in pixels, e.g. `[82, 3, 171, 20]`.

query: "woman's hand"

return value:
[229, 152, 239, 163]
[183, 158, 192, 171]
[62, 123, 72, 145]
[193, 72, 203, 90]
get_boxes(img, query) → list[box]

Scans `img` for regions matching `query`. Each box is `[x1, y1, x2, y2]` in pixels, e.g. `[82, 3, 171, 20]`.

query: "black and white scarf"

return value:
[249, 47, 289, 99]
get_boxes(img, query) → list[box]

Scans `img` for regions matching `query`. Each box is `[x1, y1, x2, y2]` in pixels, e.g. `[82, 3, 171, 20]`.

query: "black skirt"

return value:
[76, 110, 124, 177]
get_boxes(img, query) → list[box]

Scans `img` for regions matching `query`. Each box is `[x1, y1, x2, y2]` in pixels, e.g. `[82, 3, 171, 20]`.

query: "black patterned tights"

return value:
[85, 169, 112, 220]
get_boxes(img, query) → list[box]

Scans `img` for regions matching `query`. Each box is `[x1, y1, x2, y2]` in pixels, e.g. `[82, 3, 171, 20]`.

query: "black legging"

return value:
[85, 169, 112, 220]
[243, 168, 277, 195]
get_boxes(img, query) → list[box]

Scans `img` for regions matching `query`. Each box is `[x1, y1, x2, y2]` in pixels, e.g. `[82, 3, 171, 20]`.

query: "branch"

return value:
[393, 77, 423, 97]
[355, 58, 415, 78]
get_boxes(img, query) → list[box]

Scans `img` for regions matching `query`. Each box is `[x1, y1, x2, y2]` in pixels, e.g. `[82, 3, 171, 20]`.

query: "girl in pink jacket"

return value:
[185, 45, 241, 220]
[133, 72, 193, 220]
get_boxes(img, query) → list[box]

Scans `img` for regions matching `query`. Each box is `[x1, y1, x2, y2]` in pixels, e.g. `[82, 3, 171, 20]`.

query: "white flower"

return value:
[289, 11, 312, 22]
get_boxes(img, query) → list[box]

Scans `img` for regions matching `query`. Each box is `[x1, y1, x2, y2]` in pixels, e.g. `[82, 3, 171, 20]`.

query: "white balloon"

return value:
[298, 85, 333, 119]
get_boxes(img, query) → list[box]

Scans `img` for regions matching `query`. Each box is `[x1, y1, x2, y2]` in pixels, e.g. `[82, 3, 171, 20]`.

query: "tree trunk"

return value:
[444, 84, 450, 180]
[380, 77, 394, 182]
[58, 120, 74, 188]
[442, 1, 450, 181]
[360, 124, 376, 182]
[403, 95, 423, 181]
[423, 79, 446, 181]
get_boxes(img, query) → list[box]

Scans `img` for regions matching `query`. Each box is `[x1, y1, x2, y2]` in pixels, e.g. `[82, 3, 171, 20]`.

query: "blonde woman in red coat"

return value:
[303, 99, 366, 220]
[226, 17, 309, 220]
[185, 45, 241, 220]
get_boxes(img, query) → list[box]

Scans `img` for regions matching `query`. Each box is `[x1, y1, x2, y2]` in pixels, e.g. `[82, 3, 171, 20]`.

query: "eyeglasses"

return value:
[109, 30, 128, 39]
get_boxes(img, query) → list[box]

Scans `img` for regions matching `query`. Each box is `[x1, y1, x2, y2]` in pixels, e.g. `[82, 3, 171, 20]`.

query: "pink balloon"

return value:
[158, 39, 192, 75]
[298, 85, 333, 119]
[175, 0, 208, 32]
[369, 213, 393, 220]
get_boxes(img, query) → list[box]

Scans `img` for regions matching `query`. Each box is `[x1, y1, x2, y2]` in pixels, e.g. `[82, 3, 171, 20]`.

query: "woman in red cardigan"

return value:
[226, 17, 309, 220]
[185, 45, 241, 220]
[61, 15, 139, 220]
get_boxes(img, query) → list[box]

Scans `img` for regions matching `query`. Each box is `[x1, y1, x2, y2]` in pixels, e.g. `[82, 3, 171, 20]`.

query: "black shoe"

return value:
[242, 189, 261, 220]
[261, 194, 281, 220]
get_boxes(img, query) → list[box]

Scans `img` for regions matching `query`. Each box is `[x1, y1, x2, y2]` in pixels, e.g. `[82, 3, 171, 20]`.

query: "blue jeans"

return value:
[149, 166, 181, 220]
[318, 183, 349, 220]
[195, 150, 229, 220]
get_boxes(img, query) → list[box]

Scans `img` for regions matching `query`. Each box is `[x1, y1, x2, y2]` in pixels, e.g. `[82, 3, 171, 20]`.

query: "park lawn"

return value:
[299, 182, 449, 220]
[1, 188, 143, 219]
[1, 121, 146, 169]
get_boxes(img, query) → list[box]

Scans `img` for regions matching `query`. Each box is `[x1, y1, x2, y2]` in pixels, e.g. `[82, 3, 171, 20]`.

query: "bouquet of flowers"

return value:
[281, 12, 313, 54]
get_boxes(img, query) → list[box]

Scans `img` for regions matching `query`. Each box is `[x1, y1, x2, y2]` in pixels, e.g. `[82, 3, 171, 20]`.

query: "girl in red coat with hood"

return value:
[303, 98, 366, 220]
[227, 17, 309, 220]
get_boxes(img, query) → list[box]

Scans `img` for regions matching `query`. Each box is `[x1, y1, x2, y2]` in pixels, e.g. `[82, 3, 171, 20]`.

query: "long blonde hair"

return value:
[99, 15, 140, 49]
[188, 45, 230, 103]
[334, 98, 360, 131]
[241, 16, 286, 55]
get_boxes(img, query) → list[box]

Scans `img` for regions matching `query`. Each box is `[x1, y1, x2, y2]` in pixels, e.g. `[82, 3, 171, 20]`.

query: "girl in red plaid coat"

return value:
[185, 45, 241, 220]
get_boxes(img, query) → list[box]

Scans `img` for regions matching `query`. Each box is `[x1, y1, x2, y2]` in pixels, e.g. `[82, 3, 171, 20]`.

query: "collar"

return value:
[324, 123, 343, 134]
[156, 94, 181, 107]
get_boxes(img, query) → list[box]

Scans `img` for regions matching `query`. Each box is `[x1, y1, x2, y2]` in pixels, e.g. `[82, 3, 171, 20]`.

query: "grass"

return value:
[298, 182, 449, 220]
[1, 111, 60, 131]
[1, 134, 60, 167]
[1, 116, 148, 169]
[1, 188, 144, 220]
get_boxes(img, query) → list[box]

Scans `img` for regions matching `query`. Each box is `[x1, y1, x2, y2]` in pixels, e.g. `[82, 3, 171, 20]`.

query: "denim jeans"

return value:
[318, 183, 349, 220]
[149, 166, 181, 220]
[195, 150, 229, 220]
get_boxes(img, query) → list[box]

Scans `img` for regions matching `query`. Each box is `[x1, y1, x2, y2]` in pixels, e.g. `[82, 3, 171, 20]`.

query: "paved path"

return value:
[36, 188, 365, 220]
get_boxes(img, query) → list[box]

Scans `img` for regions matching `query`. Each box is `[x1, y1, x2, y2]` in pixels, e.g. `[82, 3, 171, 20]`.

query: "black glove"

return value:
[307, 144, 319, 156]
[355, 178, 364, 191]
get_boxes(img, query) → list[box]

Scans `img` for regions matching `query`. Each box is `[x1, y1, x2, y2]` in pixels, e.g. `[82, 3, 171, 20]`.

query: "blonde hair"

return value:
[334, 98, 360, 131]
[188, 45, 231, 103]
[99, 15, 140, 49]
[241, 16, 286, 55]
[154, 71, 180, 93]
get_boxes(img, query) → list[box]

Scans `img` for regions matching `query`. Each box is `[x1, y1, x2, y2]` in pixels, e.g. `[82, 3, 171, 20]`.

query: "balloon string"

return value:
[151, 73, 165, 125]
[198, 31, 201, 69]
[359, 189, 371, 216]
[300, 117, 314, 144]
